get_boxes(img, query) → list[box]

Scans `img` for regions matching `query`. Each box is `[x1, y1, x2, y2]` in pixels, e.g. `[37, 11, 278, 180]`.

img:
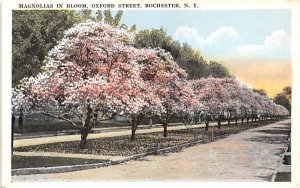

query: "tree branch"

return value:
[126, 115, 133, 126]
[72, 111, 81, 119]
[41, 111, 81, 129]
[98, 116, 115, 122]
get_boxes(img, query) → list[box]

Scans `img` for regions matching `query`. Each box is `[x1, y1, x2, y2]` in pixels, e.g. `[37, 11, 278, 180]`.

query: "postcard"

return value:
[1, 0, 300, 188]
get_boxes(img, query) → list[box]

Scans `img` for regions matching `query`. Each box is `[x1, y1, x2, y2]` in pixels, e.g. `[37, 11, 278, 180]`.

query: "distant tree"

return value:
[135, 28, 170, 49]
[134, 28, 231, 79]
[78, 10, 93, 21]
[274, 86, 291, 114]
[253, 88, 267, 96]
[282, 86, 291, 102]
[12, 10, 82, 87]
[95, 10, 123, 27]
[177, 44, 208, 79]
[79, 10, 137, 31]
[95, 10, 103, 21]
[207, 61, 231, 78]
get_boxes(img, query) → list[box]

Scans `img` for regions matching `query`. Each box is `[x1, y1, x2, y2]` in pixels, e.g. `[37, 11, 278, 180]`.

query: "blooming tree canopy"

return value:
[191, 77, 289, 129]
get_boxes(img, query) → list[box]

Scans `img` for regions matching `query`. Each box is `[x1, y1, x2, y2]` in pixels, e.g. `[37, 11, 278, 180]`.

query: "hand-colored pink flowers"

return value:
[12, 21, 289, 125]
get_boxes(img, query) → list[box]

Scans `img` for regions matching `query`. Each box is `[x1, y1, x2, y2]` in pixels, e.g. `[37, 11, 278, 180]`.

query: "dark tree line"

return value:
[134, 28, 232, 79]
[13, 10, 80, 87]
[274, 86, 291, 114]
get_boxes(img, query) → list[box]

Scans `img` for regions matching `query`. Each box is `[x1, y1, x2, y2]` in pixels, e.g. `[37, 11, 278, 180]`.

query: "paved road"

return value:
[12, 119, 291, 182]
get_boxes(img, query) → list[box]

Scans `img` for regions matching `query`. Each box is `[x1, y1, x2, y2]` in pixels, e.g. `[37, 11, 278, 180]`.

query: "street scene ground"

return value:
[12, 119, 291, 182]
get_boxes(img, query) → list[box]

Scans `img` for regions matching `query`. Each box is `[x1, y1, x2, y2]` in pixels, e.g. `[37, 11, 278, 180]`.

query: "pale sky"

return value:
[119, 9, 291, 97]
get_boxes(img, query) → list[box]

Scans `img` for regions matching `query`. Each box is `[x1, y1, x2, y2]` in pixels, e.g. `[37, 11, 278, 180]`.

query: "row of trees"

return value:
[12, 21, 289, 149]
[13, 10, 231, 88]
[191, 77, 289, 130]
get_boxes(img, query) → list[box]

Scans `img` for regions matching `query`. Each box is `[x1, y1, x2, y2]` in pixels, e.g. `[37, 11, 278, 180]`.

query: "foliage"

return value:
[207, 61, 231, 78]
[253, 88, 267, 96]
[134, 28, 232, 79]
[274, 86, 291, 114]
[12, 10, 82, 87]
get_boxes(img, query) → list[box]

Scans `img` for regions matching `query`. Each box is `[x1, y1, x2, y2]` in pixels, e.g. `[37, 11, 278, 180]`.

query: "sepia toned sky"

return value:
[121, 9, 291, 97]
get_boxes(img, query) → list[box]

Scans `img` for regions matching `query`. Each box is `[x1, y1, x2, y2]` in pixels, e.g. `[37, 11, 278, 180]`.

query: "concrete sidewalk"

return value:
[12, 119, 291, 181]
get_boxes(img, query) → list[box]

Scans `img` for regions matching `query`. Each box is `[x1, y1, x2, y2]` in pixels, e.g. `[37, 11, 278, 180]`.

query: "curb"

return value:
[11, 161, 112, 176]
[271, 146, 289, 182]
[271, 134, 291, 182]
[12, 134, 229, 176]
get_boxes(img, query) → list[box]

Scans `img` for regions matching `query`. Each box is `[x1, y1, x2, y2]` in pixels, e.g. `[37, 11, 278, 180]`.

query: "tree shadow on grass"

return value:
[255, 129, 290, 135]
[276, 122, 291, 126]
[255, 175, 272, 182]
[247, 135, 289, 145]
[272, 127, 291, 130]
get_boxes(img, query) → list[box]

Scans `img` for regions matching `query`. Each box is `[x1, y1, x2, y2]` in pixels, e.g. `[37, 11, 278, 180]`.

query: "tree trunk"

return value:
[131, 123, 137, 141]
[93, 111, 98, 128]
[80, 127, 89, 149]
[205, 116, 210, 131]
[129, 114, 144, 141]
[12, 115, 15, 155]
[247, 117, 250, 123]
[79, 104, 92, 149]
[228, 118, 230, 125]
[130, 115, 137, 141]
[241, 118, 244, 124]
[217, 118, 221, 129]
[18, 112, 23, 133]
[163, 122, 168, 137]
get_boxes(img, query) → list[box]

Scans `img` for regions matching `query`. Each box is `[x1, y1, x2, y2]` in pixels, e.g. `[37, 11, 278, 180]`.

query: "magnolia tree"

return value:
[136, 48, 200, 137]
[276, 104, 289, 117]
[192, 77, 230, 130]
[180, 81, 203, 127]
[225, 79, 256, 124]
[120, 48, 190, 140]
[237, 85, 256, 123]
[12, 22, 184, 147]
[156, 77, 199, 137]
